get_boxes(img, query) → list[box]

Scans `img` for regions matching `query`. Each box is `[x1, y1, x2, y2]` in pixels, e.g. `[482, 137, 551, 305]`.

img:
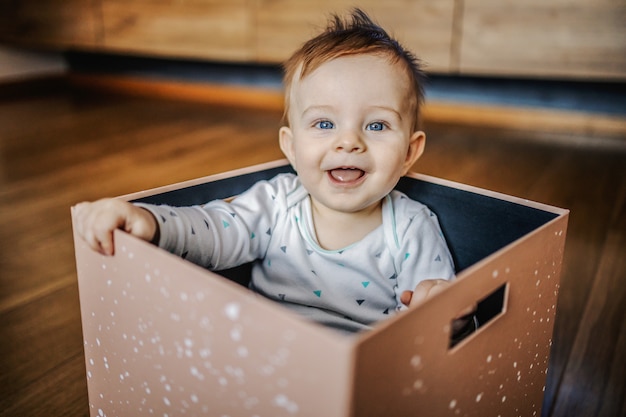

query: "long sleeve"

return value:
[134, 174, 299, 270]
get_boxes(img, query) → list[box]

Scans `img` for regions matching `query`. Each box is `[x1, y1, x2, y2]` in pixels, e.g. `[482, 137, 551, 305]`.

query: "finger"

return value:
[410, 279, 449, 307]
[400, 290, 413, 306]
[92, 222, 117, 256]
[412, 279, 441, 302]
[73, 201, 88, 213]
[73, 202, 95, 242]
[99, 231, 115, 256]
[409, 281, 431, 307]
[82, 228, 106, 255]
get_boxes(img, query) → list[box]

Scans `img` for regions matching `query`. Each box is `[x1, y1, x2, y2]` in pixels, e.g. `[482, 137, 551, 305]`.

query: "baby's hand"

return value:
[73, 199, 158, 256]
[400, 279, 451, 308]
[401, 279, 477, 341]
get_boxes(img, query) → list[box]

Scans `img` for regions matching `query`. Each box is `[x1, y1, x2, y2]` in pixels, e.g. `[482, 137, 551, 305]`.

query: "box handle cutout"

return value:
[449, 283, 508, 349]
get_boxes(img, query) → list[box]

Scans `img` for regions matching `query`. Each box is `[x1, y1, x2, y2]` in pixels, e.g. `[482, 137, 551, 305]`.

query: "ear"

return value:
[279, 126, 297, 170]
[401, 130, 426, 175]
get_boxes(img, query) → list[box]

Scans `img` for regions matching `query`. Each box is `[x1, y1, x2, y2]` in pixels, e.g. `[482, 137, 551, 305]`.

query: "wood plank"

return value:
[0, 352, 89, 417]
[460, 0, 626, 79]
[597, 316, 626, 417]
[548, 176, 626, 417]
[529, 151, 626, 416]
[0, 284, 85, 411]
[100, 0, 253, 61]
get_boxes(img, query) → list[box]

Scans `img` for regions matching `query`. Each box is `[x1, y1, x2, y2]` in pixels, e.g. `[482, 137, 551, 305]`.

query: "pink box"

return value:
[72, 159, 568, 416]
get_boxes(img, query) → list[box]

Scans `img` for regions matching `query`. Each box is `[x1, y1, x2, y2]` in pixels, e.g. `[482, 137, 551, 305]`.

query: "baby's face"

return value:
[280, 54, 425, 216]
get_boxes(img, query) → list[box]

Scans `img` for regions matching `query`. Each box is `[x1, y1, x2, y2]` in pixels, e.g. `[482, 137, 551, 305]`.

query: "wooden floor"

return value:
[1, 78, 624, 417]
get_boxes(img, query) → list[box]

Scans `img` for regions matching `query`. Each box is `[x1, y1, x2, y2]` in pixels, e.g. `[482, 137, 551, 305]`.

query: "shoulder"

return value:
[388, 190, 431, 219]
[387, 190, 444, 238]
[232, 172, 307, 208]
[238, 172, 298, 196]
[387, 190, 455, 275]
[268, 172, 300, 191]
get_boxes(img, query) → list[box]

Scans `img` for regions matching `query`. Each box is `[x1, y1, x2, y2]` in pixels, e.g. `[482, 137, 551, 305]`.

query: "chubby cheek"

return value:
[377, 144, 411, 173]
[290, 151, 320, 183]
[294, 140, 325, 166]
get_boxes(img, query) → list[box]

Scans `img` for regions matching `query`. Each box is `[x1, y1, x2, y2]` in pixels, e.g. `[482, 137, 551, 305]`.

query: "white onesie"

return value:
[138, 173, 455, 333]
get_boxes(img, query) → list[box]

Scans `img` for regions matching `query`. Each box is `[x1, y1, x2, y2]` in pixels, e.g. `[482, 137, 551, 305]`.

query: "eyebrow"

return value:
[300, 105, 334, 118]
[370, 105, 404, 121]
[301, 105, 404, 121]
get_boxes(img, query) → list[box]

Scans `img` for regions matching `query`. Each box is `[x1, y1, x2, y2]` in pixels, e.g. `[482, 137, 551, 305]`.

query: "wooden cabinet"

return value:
[0, 0, 100, 48]
[100, 0, 254, 61]
[460, 0, 626, 79]
[255, 0, 456, 73]
[0, 0, 624, 80]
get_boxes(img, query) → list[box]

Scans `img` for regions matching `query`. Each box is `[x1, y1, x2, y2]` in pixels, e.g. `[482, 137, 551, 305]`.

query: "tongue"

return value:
[330, 168, 364, 182]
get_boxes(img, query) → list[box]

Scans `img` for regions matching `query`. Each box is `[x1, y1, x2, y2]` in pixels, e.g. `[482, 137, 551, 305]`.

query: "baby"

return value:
[75, 9, 470, 336]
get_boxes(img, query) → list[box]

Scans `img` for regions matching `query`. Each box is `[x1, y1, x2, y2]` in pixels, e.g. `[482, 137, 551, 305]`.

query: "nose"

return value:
[334, 129, 365, 153]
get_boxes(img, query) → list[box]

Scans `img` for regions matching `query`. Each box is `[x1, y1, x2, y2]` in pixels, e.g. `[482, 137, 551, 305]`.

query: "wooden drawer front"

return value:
[101, 0, 254, 61]
[460, 0, 626, 79]
[255, 0, 456, 72]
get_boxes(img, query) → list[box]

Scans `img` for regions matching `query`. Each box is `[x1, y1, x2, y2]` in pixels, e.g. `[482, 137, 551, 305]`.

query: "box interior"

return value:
[133, 164, 559, 326]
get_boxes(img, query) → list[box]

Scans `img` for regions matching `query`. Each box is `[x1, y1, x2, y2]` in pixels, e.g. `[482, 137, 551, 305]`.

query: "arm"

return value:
[73, 195, 257, 269]
[73, 199, 158, 256]
[74, 174, 295, 270]
[391, 196, 476, 342]
[133, 175, 294, 270]
[391, 198, 456, 308]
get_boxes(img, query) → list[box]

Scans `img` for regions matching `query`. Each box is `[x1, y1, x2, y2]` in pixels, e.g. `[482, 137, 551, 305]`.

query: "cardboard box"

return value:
[72, 159, 569, 417]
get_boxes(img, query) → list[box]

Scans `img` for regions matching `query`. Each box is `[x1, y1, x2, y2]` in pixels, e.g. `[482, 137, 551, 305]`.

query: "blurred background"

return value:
[1, 1, 624, 416]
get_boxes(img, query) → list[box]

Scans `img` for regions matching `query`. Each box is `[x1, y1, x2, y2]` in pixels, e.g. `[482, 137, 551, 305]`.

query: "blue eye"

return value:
[315, 120, 334, 129]
[367, 122, 385, 131]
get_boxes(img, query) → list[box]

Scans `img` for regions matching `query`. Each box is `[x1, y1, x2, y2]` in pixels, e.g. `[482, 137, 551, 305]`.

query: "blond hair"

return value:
[282, 9, 426, 130]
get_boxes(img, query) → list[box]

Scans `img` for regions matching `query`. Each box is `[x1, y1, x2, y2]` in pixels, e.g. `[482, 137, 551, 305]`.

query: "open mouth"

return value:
[328, 168, 366, 183]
